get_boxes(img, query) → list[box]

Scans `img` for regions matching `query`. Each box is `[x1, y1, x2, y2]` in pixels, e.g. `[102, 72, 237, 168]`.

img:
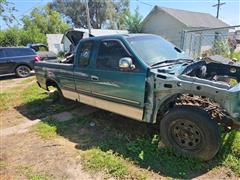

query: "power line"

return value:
[137, 1, 153, 7]
[212, 0, 226, 18]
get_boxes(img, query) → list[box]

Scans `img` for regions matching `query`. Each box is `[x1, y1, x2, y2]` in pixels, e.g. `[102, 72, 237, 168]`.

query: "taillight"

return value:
[34, 56, 40, 62]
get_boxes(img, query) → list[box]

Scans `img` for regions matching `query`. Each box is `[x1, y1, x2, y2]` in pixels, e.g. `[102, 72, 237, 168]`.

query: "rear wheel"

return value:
[160, 106, 221, 161]
[15, 65, 31, 78]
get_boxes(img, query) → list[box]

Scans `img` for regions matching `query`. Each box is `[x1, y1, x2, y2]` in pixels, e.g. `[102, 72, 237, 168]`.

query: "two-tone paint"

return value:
[35, 34, 240, 126]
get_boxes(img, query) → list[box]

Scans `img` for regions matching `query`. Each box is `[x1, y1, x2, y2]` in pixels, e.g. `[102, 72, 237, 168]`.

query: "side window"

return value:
[79, 41, 93, 67]
[15, 48, 35, 56]
[96, 41, 129, 70]
[5, 49, 16, 57]
[0, 49, 5, 58]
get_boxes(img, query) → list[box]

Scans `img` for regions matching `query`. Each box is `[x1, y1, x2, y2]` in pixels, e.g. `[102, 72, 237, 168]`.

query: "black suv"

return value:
[0, 47, 39, 78]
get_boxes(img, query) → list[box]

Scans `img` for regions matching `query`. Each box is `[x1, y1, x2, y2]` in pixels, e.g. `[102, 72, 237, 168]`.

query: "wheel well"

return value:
[46, 79, 59, 91]
[156, 94, 234, 128]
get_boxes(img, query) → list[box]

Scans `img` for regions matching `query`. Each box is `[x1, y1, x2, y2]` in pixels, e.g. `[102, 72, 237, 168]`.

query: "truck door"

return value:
[74, 40, 95, 97]
[89, 40, 146, 121]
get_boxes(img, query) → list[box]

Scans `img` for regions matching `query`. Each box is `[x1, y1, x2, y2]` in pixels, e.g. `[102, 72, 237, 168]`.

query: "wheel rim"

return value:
[17, 66, 30, 77]
[170, 119, 203, 150]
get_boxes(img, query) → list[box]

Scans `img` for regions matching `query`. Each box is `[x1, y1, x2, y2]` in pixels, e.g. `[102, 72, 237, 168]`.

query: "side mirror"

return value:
[119, 57, 135, 70]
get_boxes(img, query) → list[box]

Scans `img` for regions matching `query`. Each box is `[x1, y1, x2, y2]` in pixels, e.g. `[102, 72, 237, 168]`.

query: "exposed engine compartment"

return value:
[182, 61, 240, 88]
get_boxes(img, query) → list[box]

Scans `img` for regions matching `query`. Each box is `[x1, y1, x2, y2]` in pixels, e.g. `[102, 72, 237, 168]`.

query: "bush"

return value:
[0, 28, 20, 47]
[0, 27, 47, 47]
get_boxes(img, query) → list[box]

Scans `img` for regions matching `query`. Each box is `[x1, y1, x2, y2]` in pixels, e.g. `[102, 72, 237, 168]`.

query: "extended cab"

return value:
[35, 34, 240, 160]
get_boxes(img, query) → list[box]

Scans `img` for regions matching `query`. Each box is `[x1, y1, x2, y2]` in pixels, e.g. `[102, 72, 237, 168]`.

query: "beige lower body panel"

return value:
[62, 89, 79, 101]
[79, 93, 143, 121]
[61, 89, 143, 121]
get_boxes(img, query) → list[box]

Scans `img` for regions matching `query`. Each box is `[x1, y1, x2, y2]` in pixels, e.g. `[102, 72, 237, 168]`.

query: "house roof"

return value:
[143, 6, 229, 28]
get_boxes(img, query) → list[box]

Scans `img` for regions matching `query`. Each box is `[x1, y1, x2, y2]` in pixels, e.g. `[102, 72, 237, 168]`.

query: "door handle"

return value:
[91, 75, 99, 81]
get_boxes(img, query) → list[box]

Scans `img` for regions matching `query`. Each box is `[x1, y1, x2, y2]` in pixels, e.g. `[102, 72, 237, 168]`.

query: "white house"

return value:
[141, 6, 229, 56]
[46, 34, 64, 54]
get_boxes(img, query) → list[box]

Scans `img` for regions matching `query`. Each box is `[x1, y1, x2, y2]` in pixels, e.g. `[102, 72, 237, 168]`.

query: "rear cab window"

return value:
[78, 41, 94, 67]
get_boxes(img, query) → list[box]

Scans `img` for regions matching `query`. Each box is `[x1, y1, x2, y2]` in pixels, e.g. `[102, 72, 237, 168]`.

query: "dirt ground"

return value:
[0, 76, 239, 180]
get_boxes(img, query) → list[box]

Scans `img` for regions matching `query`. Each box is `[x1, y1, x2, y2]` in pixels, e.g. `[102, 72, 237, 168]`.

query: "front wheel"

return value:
[160, 106, 221, 161]
[15, 65, 31, 78]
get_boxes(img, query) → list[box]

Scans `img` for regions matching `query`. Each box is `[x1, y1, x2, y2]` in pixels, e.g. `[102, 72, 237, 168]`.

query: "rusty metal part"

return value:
[175, 94, 234, 128]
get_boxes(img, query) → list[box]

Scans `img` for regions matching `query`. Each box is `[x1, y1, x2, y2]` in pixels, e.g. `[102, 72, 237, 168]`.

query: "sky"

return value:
[1, 0, 239, 29]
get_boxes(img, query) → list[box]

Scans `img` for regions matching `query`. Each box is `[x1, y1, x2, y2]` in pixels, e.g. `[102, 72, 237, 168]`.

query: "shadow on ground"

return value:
[15, 95, 238, 179]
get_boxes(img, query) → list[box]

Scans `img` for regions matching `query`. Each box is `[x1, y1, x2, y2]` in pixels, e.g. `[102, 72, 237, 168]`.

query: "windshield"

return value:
[127, 35, 189, 65]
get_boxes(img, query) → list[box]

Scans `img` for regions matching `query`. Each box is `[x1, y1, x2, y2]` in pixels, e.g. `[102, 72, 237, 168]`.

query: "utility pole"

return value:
[212, 0, 226, 18]
[85, 0, 91, 34]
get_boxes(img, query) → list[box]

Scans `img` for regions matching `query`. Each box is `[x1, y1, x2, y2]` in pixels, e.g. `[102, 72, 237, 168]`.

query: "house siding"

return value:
[141, 9, 186, 48]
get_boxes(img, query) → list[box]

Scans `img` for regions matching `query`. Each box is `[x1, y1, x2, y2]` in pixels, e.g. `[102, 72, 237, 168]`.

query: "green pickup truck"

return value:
[35, 34, 240, 160]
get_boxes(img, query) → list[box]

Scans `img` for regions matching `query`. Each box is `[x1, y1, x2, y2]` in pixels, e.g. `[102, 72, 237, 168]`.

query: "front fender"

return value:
[152, 74, 240, 124]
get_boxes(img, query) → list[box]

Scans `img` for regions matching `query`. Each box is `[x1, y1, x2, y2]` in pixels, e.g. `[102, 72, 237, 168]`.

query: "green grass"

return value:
[32, 121, 57, 139]
[0, 92, 12, 111]
[3, 77, 239, 179]
[24, 168, 49, 180]
[21, 84, 76, 118]
[32, 115, 88, 139]
[0, 160, 7, 170]
[80, 149, 129, 178]
[26, 174, 49, 180]
[35, 113, 239, 178]
[97, 130, 240, 178]
[21, 76, 36, 84]
[220, 130, 240, 174]
[0, 78, 76, 117]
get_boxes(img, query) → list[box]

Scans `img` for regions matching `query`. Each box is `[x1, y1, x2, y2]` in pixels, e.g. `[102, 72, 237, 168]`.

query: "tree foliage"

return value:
[22, 6, 69, 34]
[49, 0, 129, 29]
[125, 7, 143, 33]
[0, 0, 16, 26]
[0, 27, 47, 47]
[0, 5, 69, 47]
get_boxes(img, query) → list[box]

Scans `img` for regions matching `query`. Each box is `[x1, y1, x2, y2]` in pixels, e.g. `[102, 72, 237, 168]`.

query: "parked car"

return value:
[27, 44, 57, 61]
[0, 47, 40, 77]
[35, 34, 240, 161]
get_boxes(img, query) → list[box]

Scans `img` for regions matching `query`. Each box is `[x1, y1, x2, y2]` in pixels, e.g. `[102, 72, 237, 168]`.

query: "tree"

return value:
[0, 0, 17, 26]
[49, 0, 129, 29]
[22, 5, 69, 34]
[125, 7, 143, 33]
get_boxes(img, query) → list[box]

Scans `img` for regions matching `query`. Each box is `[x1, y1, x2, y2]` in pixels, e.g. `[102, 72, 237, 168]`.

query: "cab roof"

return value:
[81, 33, 155, 41]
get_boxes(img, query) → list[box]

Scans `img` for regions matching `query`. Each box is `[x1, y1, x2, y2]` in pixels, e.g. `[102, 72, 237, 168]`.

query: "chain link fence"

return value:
[180, 25, 240, 59]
